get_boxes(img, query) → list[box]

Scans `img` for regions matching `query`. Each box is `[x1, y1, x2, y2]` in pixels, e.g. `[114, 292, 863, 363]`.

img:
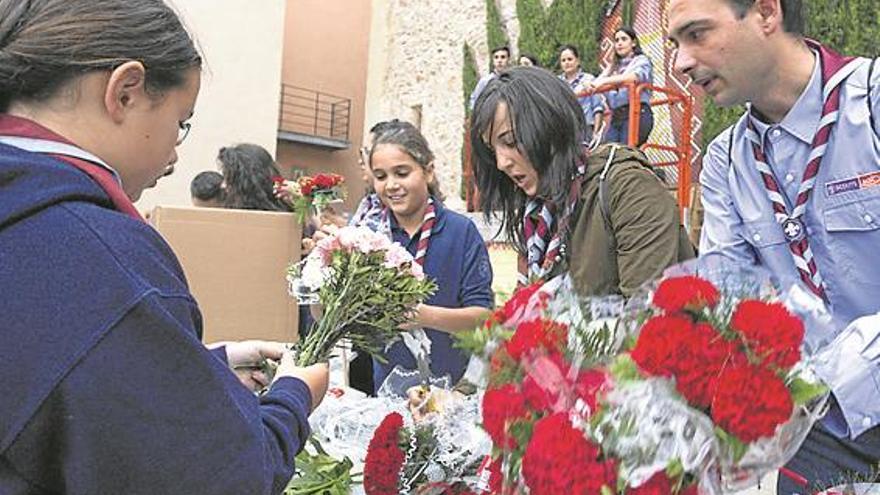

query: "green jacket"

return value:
[557, 144, 695, 297]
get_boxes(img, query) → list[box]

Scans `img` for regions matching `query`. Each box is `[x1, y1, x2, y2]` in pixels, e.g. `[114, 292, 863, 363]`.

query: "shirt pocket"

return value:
[824, 192, 880, 233]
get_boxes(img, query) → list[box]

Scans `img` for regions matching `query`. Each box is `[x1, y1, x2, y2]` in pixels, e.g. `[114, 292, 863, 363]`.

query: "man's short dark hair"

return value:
[725, 0, 804, 35]
[491, 46, 510, 57]
[190, 170, 224, 201]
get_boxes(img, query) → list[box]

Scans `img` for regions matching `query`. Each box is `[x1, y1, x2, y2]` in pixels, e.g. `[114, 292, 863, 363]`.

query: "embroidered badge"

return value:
[825, 171, 880, 196]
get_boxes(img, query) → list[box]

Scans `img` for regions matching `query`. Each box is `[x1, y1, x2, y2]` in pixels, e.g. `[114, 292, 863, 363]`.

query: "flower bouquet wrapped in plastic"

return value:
[274, 172, 346, 221]
[600, 260, 831, 493]
[459, 275, 696, 495]
[287, 226, 436, 366]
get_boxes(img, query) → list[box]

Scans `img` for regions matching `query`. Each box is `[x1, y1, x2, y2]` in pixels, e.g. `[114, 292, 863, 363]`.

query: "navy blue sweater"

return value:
[0, 142, 311, 494]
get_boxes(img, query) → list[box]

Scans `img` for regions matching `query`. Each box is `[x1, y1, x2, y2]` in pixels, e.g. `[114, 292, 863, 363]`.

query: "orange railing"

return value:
[578, 81, 694, 222]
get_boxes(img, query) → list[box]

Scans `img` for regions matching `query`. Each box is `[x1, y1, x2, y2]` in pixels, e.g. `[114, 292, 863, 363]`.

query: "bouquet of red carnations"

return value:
[600, 262, 831, 493]
[273, 172, 346, 221]
[459, 276, 698, 495]
[362, 388, 493, 495]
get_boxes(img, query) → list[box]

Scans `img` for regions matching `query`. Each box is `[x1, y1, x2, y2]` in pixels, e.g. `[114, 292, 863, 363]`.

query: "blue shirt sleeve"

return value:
[698, 128, 759, 265]
[869, 57, 880, 135]
[459, 223, 495, 309]
[6, 294, 312, 494]
[812, 312, 880, 438]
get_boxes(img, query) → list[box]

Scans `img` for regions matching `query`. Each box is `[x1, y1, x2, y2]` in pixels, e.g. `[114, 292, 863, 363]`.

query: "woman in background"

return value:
[218, 143, 288, 211]
[557, 44, 604, 145]
[591, 26, 654, 146]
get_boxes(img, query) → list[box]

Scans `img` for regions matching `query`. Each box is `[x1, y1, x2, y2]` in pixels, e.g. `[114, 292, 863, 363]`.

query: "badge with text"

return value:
[825, 171, 880, 196]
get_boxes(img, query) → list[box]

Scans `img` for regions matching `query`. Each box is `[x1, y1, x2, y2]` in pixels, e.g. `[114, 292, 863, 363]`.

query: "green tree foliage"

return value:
[516, 0, 604, 73]
[487, 0, 509, 68]
[463, 43, 479, 115]
[701, 0, 880, 148]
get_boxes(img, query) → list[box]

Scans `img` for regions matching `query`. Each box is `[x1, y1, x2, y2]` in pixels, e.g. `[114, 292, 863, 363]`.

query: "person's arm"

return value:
[609, 163, 687, 296]
[698, 130, 757, 265]
[6, 294, 326, 495]
[812, 312, 880, 439]
[868, 56, 880, 135]
[411, 304, 491, 334]
[469, 74, 490, 111]
[412, 224, 494, 333]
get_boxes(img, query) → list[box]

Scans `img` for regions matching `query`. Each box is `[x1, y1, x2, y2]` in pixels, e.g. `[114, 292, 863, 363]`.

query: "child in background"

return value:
[190, 170, 225, 207]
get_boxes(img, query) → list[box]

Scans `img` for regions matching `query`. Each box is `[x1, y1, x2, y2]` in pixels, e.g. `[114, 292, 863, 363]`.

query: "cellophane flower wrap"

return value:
[274, 173, 347, 221]
[287, 226, 436, 366]
[458, 275, 696, 495]
[600, 260, 831, 493]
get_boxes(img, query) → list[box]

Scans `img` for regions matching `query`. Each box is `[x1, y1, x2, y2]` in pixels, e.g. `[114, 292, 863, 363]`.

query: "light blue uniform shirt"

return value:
[700, 52, 880, 438]
[469, 72, 497, 111]
[604, 54, 653, 110]
[559, 70, 605, 122]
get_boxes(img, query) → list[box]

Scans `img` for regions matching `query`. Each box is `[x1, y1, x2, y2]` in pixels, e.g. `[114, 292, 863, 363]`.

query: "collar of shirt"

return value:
[747, 51, 822, 148]
[388, 197, 447, 243]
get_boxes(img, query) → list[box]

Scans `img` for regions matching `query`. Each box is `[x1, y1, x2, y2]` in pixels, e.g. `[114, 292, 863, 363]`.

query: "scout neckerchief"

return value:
[745, 41, 863, 300]
[0, 114, 143, 221]
[381, 196, 436, 266]
[517, 157, 586, 286]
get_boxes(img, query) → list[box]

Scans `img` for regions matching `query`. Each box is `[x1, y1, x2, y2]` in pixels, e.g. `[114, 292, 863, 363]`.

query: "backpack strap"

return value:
[598, 145, 619, 252]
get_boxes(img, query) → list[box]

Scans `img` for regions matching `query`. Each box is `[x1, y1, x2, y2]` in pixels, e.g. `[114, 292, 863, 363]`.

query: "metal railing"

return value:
[278, 84, 351, 142]
[578, 80, 695, 223]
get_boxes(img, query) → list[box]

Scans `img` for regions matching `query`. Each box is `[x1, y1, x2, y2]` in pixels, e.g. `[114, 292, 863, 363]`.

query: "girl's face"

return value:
[370, 143, 433, 224]
[485, 101, 540, 198]
[559, 49, 580, 78]
[614, 31, 637, 59]
[519, 56, 534, 67]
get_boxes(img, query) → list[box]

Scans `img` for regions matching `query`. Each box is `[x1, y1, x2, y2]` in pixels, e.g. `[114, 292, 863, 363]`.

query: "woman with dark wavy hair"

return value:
[470, 66, 693, 297]
[217, 143, 289, 211]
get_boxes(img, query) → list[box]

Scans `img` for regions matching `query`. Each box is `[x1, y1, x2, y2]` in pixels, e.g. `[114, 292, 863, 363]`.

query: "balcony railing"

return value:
[278, 84, 351, 149]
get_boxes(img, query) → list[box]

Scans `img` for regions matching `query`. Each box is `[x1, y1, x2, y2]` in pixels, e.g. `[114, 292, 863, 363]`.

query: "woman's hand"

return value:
[215, 340, 287, 392]
[274, 353, 329, 412]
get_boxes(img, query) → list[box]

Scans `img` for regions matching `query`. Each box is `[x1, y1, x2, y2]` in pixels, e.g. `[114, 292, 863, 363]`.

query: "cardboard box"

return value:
[149, 206, 301, 344]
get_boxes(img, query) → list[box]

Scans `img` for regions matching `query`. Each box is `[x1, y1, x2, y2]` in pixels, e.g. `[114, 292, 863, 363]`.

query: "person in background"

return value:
[190, 170, 225, 207]
[469, 46, 511, 111]
[218, 143, 288, 212]
[367, 121, 494, 391]
[471, 67, 693, 297]
[558, 44, 605, 146]
[0, 0, 327, 493]
[519, 53, 540, 67]
[667, 0, 880, 491]
[592, 26, 655, 146]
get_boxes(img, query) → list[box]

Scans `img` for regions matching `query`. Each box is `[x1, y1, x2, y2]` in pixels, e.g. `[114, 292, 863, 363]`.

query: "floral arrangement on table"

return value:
[287, 225, 436, 366]
[362, 403, 492, 495]
[273, 172, 346, 221]
[458, 263, 831, 494]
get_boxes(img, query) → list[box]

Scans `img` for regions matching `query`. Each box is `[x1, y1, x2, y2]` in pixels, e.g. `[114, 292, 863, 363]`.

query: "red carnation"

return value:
[731, 300, 804, 369]
[364, 412, 406, 495]
[504, 319, 567, 361]
[575, 368, 608, 414]
[652, 275, 720, 313]
[521, 413, 618, 495]
[627, 471, 673, 495]
[313, 173, 342, 189]
[497, 281, 548, 324]
[482, 384, 529, 449]
[631, 315, 695, 378]
[673, 323, 743, 409]
[711, 363, 794, 443]
[298, 176, 316, 196]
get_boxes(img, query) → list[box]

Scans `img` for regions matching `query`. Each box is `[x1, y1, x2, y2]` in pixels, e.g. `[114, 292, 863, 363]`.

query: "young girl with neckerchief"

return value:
[366, 121, 494, 392]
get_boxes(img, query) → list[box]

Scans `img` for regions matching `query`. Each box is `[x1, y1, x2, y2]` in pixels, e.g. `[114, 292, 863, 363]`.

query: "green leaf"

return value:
[610, 354, 641, 383]
[714, 427, 748, 463]
[666, 458, 684, 479]
[788, 376, 829, 406]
